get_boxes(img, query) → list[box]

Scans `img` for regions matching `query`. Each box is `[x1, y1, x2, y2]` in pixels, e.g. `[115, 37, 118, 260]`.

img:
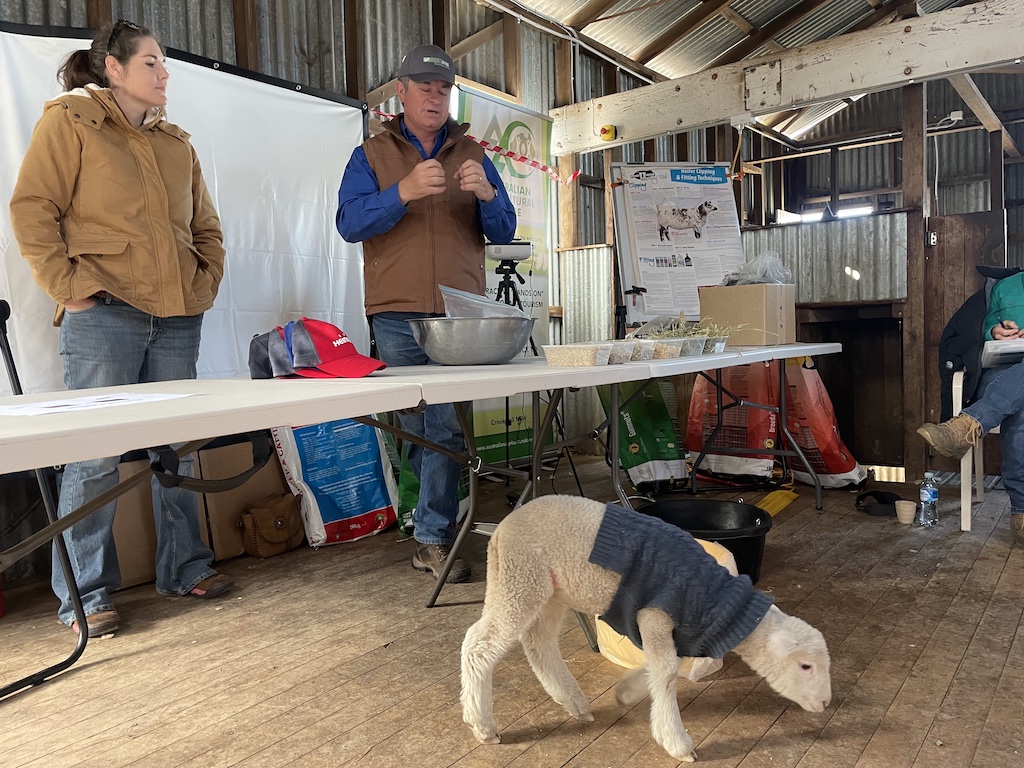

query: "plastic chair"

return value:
[952, 369, 998, 532]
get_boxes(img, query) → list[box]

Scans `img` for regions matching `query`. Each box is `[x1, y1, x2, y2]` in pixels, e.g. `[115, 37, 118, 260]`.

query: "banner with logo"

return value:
[456, 88, 553, 465]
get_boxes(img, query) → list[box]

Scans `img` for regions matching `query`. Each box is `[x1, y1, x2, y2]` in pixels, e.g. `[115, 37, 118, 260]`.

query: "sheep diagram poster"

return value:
[612, 163, 743, 322]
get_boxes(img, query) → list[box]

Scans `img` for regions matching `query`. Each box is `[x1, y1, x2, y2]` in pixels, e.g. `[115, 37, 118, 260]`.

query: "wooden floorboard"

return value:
[2, 456, 1023, 767]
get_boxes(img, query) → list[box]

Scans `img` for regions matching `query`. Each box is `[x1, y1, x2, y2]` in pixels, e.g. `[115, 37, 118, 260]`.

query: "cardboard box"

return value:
[111, 455, 210, 589]
[197, 442, 289, 561]
[698, 283, 796, 346]
[111, 460, 158, 589]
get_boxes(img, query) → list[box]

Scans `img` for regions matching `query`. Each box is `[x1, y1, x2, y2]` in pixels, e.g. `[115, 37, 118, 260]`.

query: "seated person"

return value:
[918, 269, 1024, 546]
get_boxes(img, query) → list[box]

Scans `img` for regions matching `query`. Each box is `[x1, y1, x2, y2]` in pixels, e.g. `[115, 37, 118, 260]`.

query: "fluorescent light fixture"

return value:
[800, 205, 873, 223]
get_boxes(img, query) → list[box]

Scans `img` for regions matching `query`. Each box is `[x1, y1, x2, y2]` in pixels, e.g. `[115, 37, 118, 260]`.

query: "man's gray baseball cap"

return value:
[398, 44, 455, 84]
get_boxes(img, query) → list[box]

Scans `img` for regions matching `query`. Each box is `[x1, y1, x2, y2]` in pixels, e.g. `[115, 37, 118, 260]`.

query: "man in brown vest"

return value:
[336, 44, 516, 582]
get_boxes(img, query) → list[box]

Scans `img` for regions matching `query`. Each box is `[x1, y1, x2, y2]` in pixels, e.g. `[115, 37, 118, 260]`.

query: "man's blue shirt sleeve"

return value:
[479, 156, 517, 244]
[336, 146, 407, 243]
[336, 143, 517, 245]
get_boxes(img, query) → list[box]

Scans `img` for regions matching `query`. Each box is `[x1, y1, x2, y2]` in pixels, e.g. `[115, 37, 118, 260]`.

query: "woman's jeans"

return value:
[53, 301, 216, 625]
[370, 312, 464, 546]
[965, 361, 1024, 516]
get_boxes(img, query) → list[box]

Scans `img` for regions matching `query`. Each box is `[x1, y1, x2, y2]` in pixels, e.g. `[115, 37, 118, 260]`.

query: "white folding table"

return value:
[0, 342, 841, 696]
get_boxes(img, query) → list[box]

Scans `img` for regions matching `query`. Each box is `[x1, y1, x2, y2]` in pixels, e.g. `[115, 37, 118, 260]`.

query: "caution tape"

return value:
[372, 110, 580, 187]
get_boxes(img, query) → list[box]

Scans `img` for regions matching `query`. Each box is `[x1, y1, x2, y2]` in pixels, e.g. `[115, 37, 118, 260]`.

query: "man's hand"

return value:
[455, 159, 496, 202]
[992, 319, 1023, 339]
[398, 159, 447, 204]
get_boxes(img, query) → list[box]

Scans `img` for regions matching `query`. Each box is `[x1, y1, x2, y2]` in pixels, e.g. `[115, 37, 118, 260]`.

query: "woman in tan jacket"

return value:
[9, 20, 233, 636]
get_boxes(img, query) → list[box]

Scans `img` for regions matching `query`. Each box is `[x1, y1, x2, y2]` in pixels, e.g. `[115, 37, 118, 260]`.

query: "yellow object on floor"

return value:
[756, 489, 799, 517]
[596, 538, 737, 680]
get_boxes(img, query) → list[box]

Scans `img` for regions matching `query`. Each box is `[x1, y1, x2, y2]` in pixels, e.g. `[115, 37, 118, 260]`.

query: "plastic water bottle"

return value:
[919, 472, 939, 527]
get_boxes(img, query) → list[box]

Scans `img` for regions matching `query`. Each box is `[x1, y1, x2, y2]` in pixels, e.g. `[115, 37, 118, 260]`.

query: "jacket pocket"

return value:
[66, 238, 136, 298]
[67, 238, 130, 258]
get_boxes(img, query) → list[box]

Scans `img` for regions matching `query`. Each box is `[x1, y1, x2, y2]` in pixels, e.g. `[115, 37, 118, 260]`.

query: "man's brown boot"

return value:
[916, 413, 983, 459]
[412, 543, 471, 583]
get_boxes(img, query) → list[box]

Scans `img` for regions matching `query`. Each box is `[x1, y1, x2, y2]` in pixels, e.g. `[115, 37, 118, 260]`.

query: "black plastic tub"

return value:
[637, 498, 772, 583]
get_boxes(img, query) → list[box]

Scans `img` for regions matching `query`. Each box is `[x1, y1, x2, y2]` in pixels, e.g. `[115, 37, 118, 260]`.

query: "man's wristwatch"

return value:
[489, 183, 499, 202]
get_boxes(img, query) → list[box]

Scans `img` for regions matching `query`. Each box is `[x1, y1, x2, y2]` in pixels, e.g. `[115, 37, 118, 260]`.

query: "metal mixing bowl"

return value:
[407, 316, 535, 365]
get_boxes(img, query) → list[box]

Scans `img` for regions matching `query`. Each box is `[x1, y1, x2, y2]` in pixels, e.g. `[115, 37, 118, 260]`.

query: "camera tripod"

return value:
[493, 259, 583, 498]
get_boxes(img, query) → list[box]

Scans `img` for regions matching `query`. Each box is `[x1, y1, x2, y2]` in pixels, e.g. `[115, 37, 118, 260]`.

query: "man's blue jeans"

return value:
[53, 301, 216, 625]
[371, 312, 464, 545]
[965, 361, 1024, 516]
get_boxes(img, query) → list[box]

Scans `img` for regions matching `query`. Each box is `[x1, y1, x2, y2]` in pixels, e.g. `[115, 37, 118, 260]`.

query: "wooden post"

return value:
[232, 0, 259, 72]
[829, 146, 840, 215]
[343, 0, 367, 102]
[555, 39, 577, 251]
[502, 15, 521, 101]
[86, 0, 112, 29]
[990, 130, 1005, 212]
[902, 83, 927, 481]
[431, 0, 451, 51]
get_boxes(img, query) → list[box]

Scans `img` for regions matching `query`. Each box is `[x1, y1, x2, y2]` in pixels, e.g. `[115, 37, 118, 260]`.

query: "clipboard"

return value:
[981, 338, 1024, 368]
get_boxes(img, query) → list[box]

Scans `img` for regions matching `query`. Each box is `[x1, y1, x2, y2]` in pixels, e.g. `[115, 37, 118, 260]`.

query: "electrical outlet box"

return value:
[950, 110, 964, 121]
[928, 231, 938, 246]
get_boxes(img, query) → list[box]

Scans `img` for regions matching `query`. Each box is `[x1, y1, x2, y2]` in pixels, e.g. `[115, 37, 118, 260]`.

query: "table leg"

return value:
[0, 438, 211, 700]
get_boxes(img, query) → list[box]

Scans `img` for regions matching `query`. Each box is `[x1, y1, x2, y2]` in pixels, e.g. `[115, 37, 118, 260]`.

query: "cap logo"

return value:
[423, 56, 451, 70]
[332, 336, 350, 348]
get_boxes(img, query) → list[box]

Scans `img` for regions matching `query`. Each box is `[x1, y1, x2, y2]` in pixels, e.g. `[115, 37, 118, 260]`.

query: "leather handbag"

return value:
[239, 492, 305, 558]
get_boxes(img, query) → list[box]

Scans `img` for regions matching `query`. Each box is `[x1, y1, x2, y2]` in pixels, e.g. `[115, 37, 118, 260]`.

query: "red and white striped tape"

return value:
[372, 110, 580, 187]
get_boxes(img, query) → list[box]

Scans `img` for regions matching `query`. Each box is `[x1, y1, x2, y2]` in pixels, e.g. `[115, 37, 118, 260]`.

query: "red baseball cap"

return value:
[288, 318, 386, 378]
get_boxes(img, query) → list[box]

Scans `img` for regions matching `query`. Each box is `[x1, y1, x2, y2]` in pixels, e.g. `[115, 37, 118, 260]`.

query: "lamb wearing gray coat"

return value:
[461, 495, 832, 762]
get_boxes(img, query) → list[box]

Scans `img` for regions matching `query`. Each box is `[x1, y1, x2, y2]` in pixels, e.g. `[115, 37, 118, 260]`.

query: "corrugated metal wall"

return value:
[559, 245, 615, 442]
[0, 0, 87, 26]
[253, 0, 345, 91]
[742, 213, 908, 302]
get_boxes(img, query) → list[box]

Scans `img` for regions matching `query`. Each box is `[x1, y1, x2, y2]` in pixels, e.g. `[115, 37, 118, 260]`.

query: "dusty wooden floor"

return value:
[1, 456, 1023, 768]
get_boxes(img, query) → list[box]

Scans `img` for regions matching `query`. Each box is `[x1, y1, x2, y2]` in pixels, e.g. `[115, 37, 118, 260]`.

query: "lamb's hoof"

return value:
[471, 728, 500, 745]
[576, 711, 595, 723]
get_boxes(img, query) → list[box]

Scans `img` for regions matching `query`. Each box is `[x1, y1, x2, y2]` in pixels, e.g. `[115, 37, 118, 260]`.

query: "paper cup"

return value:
[895, 500, 916, 525]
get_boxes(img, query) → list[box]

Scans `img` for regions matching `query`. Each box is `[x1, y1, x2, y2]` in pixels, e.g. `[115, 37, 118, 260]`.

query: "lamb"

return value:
[657, 200, 718, 241]
[461, 495, 831, 762]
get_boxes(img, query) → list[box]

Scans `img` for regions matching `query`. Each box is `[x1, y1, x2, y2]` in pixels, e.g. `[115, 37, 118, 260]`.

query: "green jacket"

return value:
[983, 272, 1024, 340]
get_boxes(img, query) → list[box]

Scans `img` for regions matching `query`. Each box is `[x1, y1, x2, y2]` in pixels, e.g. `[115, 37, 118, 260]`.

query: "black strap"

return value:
[151, 431, 273, 493]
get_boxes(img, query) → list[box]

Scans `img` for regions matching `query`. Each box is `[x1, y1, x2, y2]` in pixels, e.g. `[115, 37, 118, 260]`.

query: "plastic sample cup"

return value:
[895, 500, 916, 525]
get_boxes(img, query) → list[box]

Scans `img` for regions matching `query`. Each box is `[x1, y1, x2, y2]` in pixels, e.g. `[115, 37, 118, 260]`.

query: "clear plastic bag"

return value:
[723, 250, 793, 285]
[440, 285, 529, 319]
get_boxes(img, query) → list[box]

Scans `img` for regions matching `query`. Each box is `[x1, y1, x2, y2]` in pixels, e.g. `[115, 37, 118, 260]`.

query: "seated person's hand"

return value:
[992, 319, 1023, 339]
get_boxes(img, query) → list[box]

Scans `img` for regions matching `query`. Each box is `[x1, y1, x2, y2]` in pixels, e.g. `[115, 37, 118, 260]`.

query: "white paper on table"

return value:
[0, 392, 192, 416]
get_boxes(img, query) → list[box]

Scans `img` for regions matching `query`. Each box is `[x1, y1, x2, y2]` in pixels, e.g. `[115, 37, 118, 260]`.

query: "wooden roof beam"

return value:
[948, 73, 1020, 157]
[551, 0, 1024, 155]
[632, 0, 734, 64]
[563, 0, 620, 29]
[708, 0, 830, 68]
[450, 20, 502, 61]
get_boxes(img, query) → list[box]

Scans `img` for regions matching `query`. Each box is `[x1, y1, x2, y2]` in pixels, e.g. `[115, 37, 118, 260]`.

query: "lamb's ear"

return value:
[766, 626, 799, 659]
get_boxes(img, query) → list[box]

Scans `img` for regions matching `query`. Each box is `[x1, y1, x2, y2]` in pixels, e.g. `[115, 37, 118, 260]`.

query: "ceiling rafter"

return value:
[948, 73, 1021, 157]
[633, 0, 734, 64]
[707, 0, 831, 69]
[564, 0, 621, 29]
[720, 7, 785, 53]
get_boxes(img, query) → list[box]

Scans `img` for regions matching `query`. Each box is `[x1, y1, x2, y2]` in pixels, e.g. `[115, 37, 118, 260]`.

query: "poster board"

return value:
[611, 163, 744, 326]
[0, 24, 365, 395]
